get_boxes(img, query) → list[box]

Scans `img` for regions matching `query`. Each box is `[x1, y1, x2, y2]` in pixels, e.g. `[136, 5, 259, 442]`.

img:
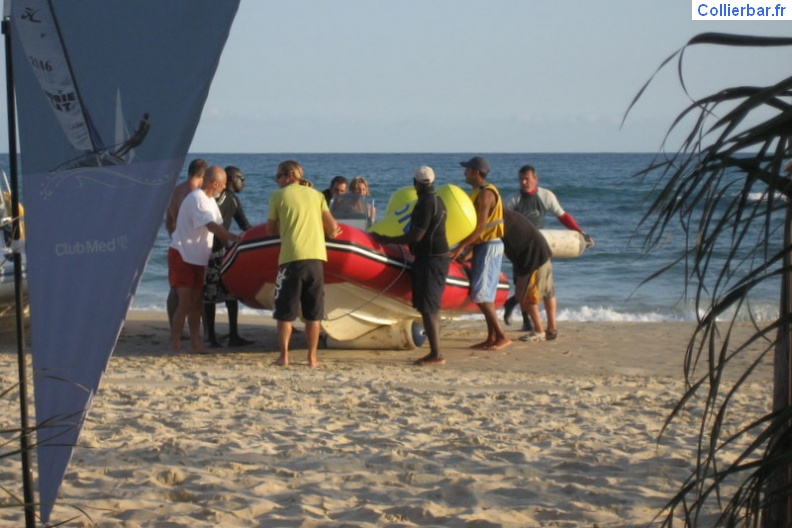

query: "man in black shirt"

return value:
[371, 166, 450, 365]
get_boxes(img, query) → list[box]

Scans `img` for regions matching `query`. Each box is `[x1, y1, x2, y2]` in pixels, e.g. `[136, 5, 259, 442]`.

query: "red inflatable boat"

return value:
[221, 222, 510, 349]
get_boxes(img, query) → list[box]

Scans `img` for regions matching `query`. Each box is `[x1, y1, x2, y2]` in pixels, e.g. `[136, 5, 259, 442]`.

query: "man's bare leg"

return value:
[527, 303, 544, 334]
[170, 287, 194, 354]
[415, 312, 445, 365]
[305, 320, 321, 367]
[167, 287, 177, 331]
[276, 320, 293, 366]
[481, 302, 511, 350]
[188, 290, 208, 354]
[545, 296, 558, 335]
[470, 303, 495, 349]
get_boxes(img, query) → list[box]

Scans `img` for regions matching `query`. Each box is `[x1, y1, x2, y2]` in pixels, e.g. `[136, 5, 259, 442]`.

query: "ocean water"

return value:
[8, 152, 784, 323]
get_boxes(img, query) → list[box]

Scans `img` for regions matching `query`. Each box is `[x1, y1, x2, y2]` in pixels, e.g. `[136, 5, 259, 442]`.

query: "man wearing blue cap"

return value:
[450, 156, 511, 351]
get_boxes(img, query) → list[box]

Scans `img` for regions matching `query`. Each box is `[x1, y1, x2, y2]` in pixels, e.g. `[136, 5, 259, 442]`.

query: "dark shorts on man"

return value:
[273, 259, 325, 322]
[411, 256, 450, 314]
[204, 250, 234, 303]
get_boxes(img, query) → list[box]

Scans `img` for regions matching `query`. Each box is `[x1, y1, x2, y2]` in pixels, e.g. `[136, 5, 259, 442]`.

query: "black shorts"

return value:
[273, 259, 325, 322]
[204, 251, 234, 303]
[411, 256, 450, 314]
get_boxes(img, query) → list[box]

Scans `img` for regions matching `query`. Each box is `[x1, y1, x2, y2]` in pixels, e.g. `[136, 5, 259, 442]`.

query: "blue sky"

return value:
[14, 1, 792, 153]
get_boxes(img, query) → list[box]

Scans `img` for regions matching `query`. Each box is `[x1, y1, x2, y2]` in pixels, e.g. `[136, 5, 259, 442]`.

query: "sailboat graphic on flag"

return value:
[16, 1, 150, 171]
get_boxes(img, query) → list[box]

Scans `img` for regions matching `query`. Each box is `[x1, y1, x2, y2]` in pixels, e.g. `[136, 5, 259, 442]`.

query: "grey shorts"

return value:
[515, 260, 555, 307]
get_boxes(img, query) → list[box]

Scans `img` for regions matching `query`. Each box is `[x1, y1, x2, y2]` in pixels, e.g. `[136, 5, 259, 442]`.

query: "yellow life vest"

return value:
[469, 183, 504, 243]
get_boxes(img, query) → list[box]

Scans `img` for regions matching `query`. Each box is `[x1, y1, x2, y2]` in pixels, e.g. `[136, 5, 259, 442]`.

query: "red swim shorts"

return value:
[168, 247, 205, 290]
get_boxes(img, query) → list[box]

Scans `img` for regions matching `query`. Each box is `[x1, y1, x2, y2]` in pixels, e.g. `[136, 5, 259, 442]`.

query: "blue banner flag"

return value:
[9, 1, 240, 521]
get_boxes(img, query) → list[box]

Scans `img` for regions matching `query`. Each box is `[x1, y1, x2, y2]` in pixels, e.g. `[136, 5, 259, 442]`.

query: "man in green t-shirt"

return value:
[267, 160, 341, 367]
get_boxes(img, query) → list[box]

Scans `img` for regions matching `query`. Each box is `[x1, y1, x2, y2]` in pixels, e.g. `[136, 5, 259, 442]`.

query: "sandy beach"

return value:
[0, 311, 774, 527]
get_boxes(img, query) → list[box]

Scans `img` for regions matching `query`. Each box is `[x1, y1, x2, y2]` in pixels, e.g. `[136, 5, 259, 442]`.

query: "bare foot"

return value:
[307, 354, 319, 368]
[469, 340, 494, 350]
[190, 344, 212, 355]
[414, 354, 446, 366]
[275, 355, 289, 366]
[486, 337, 512, 351]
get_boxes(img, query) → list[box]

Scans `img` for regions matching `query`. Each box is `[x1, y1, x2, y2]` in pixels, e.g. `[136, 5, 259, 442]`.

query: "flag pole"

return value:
[3, 3, 37, 526]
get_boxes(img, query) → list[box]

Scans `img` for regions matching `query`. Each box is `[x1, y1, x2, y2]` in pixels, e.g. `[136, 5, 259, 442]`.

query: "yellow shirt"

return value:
[268, 185, 329, 264]
[469, 183, 505, 243]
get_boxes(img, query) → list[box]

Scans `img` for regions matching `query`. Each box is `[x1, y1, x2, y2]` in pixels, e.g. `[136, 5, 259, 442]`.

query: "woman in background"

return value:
[349, 176, 376, 222]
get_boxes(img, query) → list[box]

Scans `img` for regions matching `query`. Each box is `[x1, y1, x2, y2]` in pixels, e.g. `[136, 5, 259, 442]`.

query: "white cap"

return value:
[413, 165, 435, 185]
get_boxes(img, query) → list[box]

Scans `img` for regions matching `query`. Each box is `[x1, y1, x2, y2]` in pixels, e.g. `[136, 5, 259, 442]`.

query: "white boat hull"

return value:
[322, 283, 424, 350]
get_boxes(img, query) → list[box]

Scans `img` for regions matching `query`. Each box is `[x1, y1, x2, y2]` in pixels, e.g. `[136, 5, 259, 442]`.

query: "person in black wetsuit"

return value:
[371, 166, 450, 365]
[203, 165, 254, 348]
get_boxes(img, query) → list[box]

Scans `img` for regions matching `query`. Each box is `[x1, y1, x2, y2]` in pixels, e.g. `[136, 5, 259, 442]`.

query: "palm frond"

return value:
[628, 32, 792, 525]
